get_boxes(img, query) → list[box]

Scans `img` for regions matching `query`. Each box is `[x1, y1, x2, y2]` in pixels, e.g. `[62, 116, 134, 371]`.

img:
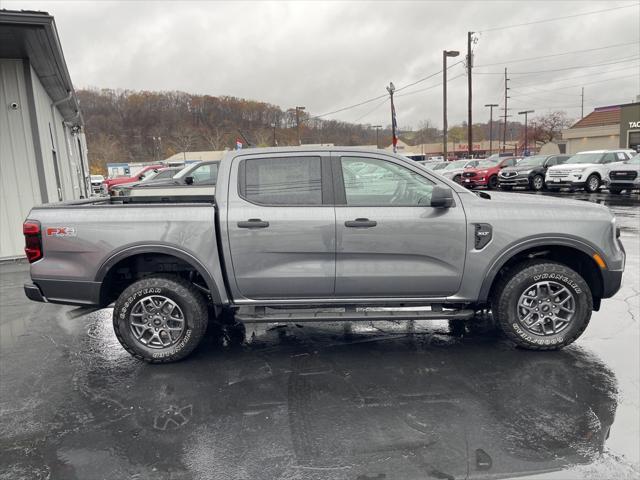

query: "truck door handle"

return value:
[237, 219, 269, 229]
[345, 218, 377, 228]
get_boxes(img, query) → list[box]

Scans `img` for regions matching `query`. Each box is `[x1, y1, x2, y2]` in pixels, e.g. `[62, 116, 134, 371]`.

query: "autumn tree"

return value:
[532, 111, 573, 144]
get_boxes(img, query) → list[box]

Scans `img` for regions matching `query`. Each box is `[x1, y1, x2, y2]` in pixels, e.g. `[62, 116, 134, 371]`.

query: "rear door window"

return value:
[240, 156, 322, 205]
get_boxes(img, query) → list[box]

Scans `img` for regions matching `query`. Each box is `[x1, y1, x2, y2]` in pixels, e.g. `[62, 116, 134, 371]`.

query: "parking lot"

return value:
[1, 191, 638, 480]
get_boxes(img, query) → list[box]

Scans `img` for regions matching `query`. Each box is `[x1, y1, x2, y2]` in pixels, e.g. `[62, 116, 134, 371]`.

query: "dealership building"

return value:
[0, 10, 88, 259]
[561, 102, 640, 155]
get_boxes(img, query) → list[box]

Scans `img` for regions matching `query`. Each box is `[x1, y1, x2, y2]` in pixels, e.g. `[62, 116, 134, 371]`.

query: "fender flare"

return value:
[95, 243, 224, 304]
[477, 236, 604, 302]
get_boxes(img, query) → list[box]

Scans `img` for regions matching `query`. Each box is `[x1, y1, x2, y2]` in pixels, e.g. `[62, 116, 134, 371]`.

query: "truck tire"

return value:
[585, 174, 600, 193]
[113, 275, 208, 363]
[487, 175, 499, 190]
[492, 261, 592, 350]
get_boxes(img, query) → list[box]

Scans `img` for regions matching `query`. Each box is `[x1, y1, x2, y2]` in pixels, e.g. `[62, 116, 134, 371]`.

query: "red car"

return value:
[461, 157, 518, 189]
[102, 165, 163, 194]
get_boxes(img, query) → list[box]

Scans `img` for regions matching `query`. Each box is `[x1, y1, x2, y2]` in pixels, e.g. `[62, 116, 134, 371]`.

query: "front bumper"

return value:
[605, 179, 640, 189]
[463, 177, 488, 187]
[498, 176, 530, 186]
[601, 269, 623, 298]
[545, 178, 585, 188]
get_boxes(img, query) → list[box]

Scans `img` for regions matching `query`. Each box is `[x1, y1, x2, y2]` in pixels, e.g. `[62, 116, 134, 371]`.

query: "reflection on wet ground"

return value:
[1, 192, 638, 480]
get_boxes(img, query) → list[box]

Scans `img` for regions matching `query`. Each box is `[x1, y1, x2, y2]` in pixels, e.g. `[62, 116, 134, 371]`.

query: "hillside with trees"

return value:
[77, 88, 572, 174]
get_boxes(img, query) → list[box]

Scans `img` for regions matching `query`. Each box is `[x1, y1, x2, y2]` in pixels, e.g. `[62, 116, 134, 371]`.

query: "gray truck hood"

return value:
[480, 191, 610, 212]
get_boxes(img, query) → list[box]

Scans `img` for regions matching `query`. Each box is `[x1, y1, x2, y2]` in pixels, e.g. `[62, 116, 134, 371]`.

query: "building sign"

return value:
[629, 121, 640, 128]
[455, 143, 482, 151]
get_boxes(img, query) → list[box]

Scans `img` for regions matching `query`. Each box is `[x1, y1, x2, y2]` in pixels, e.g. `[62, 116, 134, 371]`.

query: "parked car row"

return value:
[422, 149, 638, 194]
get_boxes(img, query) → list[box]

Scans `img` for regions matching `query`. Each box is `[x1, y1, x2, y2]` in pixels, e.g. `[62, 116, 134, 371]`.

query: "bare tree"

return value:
[202, 127, 226, 151]
[170, 129, 197, 155]
[533, 111, 573, 144]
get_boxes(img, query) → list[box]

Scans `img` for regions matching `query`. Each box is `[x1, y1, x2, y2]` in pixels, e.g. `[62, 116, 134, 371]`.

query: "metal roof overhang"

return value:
[0, 10, 83, 126]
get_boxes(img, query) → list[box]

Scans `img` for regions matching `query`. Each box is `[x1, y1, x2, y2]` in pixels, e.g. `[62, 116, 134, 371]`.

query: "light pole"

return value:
[372, 125, 382, 149]
[295, 106, 305, 146]
[518, 110, 534, 156]
[484, 104, 498, 156]
[443, 49, 460, 160]
[271, 123, 277, 147]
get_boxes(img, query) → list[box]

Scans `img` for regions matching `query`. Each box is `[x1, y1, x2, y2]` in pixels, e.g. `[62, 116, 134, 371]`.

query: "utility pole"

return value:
[272, 123, 277, 147]
[467, 32, 474, 158]
[387, 82, 398, 153]
[372, 125, 382, 149]
[518, 110, 534, 156]
[443, 49, 460, 160]
[581, 87, 585, 119]
[502, 67, 510, 153]
[295, 106, 305, 146]
[484, 104, 498, 155]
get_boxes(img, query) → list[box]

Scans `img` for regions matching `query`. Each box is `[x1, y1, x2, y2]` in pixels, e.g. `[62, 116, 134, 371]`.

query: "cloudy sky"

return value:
[6, 0, 640, 128]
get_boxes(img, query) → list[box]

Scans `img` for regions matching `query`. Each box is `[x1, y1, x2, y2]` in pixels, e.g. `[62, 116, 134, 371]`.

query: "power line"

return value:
[510, 74, 639, 97]
[353, 97, 389, 123]
[309, 61, 462, 120]
[475, 41, 639, 67]
[509, 64, 640, 88]
[395, 73, 465, 99]
[395, 60, 463, 93]
[477, 3, 638, 33]
[474, 55, 640, 75]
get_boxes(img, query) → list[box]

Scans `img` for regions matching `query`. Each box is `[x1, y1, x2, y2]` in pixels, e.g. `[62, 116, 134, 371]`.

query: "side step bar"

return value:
[236, 308, 475, 323]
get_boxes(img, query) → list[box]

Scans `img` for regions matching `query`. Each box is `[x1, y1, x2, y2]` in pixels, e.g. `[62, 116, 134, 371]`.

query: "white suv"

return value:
[545, 149, 636, 193]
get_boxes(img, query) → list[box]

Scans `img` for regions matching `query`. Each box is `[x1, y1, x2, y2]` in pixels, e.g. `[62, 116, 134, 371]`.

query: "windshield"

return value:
[174, 163, 200, 179]
[476, 159, 499, 168]
[444, 160, 467, 170]
[432, 162, 448, 170]
[568, 153, 603, 164]
[515, 156, 546, 167]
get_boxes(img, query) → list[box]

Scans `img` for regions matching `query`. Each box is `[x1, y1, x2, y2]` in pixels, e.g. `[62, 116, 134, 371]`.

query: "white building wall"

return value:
[0, 60, 90, 258]
[0, 59, 42, 258]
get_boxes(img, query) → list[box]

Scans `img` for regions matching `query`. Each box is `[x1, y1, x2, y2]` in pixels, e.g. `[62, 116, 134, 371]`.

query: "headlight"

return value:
[570, 168, 586, 174]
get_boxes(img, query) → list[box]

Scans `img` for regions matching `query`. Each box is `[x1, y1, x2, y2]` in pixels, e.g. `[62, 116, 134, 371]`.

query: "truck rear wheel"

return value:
[113, 275, 208, 363]
[492, 261, 592, 350]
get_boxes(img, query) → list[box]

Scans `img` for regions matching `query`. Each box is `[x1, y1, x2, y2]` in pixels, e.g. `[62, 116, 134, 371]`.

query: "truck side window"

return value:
[241, 156, 322, 205]
[341, 156, 434, 206]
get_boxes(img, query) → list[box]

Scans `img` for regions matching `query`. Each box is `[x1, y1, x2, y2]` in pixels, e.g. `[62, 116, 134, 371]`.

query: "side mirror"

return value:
[430, 186, 454, 208]
[185, 176, 194, 185]
[138, 175, 144, 180]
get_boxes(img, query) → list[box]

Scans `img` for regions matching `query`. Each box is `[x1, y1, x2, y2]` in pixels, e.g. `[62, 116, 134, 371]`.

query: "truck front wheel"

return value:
[113, 275, 208, 363]
[492, 261, 592, 350]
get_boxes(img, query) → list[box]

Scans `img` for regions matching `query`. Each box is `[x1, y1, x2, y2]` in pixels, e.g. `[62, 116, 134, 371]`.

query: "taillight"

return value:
[23, 220, 43, 263]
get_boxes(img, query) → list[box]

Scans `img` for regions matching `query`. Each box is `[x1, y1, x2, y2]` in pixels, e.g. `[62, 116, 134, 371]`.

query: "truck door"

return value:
[333, 152, 466, 298]
[226, 153, 336, 300]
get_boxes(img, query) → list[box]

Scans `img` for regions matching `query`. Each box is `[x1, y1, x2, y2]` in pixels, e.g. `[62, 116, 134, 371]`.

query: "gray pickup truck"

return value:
[23, 147, 625, 362]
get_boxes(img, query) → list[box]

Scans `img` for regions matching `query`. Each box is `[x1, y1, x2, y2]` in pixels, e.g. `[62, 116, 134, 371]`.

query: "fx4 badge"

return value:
[46, 227, 76, 237]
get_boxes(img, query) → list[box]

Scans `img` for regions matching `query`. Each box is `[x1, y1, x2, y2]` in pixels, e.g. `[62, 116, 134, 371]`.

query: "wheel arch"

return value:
[96, 244, 224, 306]
[479, 237, 605, 309]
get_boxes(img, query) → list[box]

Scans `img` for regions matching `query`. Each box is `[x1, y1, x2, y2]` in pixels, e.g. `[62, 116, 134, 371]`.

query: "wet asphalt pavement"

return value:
[1, 191, 638, 480]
